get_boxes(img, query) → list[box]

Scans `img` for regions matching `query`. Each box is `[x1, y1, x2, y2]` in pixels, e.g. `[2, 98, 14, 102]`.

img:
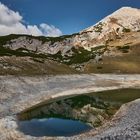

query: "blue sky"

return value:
[0, 0, 140, 36]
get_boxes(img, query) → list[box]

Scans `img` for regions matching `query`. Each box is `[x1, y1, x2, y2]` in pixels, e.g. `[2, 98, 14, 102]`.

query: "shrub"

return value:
[122, 28, 131, 33]
[117, 45, 130, 53]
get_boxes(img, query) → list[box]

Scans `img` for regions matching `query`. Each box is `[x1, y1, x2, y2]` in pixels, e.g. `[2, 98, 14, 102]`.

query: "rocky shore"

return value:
[0, 74, 140, 140]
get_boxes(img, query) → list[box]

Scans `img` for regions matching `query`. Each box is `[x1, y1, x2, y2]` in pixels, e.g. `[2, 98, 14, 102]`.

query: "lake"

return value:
[18, 118, 92, 137]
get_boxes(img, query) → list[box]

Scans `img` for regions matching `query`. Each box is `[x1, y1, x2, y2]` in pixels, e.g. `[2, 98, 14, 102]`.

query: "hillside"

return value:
[0, 7, 140, 75]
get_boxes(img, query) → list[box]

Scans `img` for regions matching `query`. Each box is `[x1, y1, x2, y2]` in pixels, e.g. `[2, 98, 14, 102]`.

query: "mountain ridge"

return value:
[2, 7, 140, 53]
[0, 7, 140, 75]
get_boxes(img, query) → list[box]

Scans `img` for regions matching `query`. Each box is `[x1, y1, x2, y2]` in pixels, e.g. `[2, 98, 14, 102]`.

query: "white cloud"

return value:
[0, 3, 22, 26]
[27, 25, 43, 36]
[0, 2, 62, 37]
[40, 23, 62, 37]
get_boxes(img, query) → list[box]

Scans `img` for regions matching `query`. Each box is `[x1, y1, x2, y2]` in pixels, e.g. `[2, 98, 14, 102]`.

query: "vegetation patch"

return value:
[47, 47, 97, 65]
[65, 47, 96, 65]
[122, 28, 131, 33]
[0, 44, 106, 69]
[0, 46, 49, 58]
[94, 22, 103, 33]
[58, 46, 106, 65]
[0, 33, 80, 46]
[117, 45, 130, 53]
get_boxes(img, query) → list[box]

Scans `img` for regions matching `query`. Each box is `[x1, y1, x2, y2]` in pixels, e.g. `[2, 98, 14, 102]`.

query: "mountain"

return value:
[0, 7, 140, 75]
[80, 7, 140, 49]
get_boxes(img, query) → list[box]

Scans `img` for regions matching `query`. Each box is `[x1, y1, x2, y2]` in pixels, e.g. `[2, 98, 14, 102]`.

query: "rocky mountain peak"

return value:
[102, 6, 140, 30]
[84, 7, 140, 32]
[76, 7, 140, 50]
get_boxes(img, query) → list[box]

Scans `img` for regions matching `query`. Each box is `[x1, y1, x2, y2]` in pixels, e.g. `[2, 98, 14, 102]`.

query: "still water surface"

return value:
[19, 118, 92, 137]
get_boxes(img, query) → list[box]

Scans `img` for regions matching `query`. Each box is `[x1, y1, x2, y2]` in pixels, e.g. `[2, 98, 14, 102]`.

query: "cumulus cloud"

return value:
[0, 2, 62, 37]
[40, 23, 62, 37]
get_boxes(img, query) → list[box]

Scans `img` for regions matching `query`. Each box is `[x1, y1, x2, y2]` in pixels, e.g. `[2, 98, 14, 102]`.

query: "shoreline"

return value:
[0, 74, 140, 139]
